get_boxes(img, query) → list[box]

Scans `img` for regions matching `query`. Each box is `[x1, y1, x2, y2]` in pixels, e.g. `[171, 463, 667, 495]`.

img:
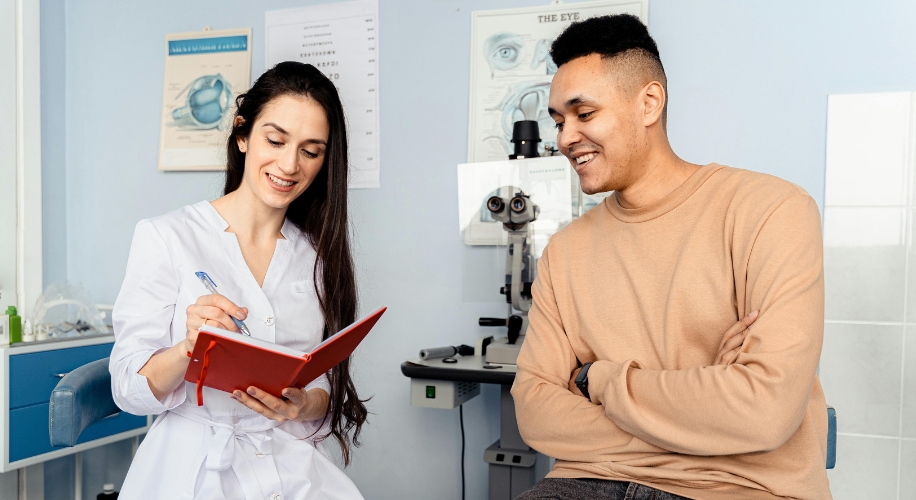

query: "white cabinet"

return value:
[0, 336, 151, 472]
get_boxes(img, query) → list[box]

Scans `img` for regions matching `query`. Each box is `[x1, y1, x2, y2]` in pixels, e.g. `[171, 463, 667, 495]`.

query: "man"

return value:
[511, 14, 830, 500]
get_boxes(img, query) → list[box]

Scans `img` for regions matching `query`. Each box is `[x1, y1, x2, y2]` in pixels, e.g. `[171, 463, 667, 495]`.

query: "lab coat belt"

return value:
[169, 406, 287, 500]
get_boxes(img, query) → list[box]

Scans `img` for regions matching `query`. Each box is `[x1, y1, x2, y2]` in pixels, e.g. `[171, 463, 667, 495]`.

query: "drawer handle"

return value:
[53, 373, 69, 378]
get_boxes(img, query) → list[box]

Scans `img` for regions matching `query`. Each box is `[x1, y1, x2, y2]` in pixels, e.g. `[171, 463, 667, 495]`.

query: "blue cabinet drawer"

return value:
[9, 402, 146, 462]
[9, 344, 114, 409]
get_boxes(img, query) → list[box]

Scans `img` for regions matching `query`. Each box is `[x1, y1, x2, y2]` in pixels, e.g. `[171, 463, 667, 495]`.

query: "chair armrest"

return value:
[826, 405, 837, 469]
[49, 357, 120, 447]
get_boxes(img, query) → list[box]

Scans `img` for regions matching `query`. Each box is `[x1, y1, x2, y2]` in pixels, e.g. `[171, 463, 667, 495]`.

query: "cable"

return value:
[460, 404, 466, 500]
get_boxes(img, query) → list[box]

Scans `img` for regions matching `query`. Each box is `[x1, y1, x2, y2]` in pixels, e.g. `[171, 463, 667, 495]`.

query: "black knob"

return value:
[509, 120, 541, 159]
[507, 315, 524, 344]
[479, 318, 507, 327]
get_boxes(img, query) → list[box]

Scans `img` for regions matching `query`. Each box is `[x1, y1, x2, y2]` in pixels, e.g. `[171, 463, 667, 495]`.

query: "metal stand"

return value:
[484, 385, 538, 499]
[401, 358, 548, 499]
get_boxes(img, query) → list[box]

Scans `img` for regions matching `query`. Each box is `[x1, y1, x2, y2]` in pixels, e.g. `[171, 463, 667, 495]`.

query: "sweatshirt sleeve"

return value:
[512, 245, 668, 462]
[109, 220, 187, 415]
[587, 194, 824, 455]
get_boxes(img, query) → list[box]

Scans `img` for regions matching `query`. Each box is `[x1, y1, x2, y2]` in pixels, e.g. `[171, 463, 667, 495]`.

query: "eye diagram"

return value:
[170, 74, 233, 130]
[484, 32, 524, 77]
[485, 81, 554, 156]
[530, 39, 558, 75]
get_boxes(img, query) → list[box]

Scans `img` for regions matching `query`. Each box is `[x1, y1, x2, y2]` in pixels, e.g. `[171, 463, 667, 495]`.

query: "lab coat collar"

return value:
[279, 217, 297, 241]
[192, 200, 299, 242]
[193, 201, 231, 232]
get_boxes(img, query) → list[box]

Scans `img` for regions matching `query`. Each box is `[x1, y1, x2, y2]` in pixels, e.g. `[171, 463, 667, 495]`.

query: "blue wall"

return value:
[40, 0, 916, 498]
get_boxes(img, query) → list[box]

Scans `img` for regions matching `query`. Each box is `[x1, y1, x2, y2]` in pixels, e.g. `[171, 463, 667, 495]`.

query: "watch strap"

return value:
[575, 362, 593, 400]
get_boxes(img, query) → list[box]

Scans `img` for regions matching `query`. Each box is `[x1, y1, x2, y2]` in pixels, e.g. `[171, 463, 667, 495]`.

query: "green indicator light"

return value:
[426, 386, 436, 399]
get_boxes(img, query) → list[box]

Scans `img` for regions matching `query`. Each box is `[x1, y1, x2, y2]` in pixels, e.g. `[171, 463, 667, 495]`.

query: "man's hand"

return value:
[567, 310, 760, 397]
[714, 310, 758, 365]
[231, 386, 330, 423]
[569, 367, 585, 397]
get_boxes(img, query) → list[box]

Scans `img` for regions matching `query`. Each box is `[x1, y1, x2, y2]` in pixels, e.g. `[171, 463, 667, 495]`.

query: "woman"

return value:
[110, 62, 368, 500]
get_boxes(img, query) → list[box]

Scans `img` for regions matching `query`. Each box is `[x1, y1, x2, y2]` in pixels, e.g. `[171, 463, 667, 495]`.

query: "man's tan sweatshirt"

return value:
[512, 164, 830, 500]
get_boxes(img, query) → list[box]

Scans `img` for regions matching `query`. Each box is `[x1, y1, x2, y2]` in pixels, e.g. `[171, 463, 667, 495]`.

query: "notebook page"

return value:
[198, 325, 307, 357]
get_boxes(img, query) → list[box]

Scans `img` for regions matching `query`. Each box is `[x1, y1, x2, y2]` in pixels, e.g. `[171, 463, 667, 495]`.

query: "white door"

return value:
[0, 0, 43, 317]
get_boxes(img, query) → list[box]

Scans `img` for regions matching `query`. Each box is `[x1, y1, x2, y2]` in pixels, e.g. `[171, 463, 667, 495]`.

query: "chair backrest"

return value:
[49, 357, 120, 447]
[826, 406, 836, 469]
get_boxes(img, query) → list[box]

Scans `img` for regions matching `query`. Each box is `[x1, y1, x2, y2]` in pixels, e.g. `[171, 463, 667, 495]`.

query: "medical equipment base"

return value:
[402, 354, 548, 500]
[410, 378, 480, 410]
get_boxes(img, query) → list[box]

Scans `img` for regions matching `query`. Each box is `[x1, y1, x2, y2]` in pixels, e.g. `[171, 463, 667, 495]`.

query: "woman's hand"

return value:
[714, 310, 759, 365]
[184, 294, 248, 352]
[231, 386, 330, 423]
[140, 293, 247, 402]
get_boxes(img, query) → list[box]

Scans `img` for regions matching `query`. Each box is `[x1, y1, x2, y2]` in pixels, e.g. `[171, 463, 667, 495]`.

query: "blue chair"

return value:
[49, 357, 121, 447]
[827, 406, 836, 469]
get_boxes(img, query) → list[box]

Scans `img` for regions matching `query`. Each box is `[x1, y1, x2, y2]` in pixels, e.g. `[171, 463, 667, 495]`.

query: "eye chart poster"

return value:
[468, 0, 648, 163]
[159, 28, 252, 171]
[266, 0, 381, 189]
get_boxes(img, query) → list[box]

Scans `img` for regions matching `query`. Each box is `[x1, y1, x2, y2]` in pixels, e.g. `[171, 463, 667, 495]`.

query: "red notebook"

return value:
[184, 306, 386, 406]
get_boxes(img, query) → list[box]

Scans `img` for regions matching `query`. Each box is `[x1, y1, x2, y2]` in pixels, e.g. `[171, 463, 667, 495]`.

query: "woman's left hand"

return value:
[231, 386, 329, 423]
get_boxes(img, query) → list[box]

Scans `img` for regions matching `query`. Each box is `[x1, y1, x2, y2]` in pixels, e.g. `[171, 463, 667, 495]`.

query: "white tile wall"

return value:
[824, 92, 912, 207]
[900, 440, 916, 498]
[827, 435, 899, 500]
[901, 327, 916, 439]
[823, 91, 916, 499]
[821, 323, 902, 436]
[823, 207, 906, 322]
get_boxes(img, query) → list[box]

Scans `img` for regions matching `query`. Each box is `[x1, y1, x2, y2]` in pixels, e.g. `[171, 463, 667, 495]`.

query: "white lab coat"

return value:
[110, 201, 364, 500]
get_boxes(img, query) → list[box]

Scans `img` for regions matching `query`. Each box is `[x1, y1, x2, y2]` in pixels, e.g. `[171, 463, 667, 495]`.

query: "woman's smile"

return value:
[266, 172, 297, 192]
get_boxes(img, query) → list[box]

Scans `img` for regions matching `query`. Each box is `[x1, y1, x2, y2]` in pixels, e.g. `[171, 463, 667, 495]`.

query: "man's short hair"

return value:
[550, 14, 668, 123]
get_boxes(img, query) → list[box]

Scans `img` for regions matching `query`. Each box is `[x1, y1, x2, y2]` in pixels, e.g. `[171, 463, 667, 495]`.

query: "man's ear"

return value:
[641, 81, 665, 127]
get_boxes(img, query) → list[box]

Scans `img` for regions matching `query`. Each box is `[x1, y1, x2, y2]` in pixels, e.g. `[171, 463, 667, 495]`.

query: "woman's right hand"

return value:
[184, 294, 248, 353]
[714, 310, 759, 365]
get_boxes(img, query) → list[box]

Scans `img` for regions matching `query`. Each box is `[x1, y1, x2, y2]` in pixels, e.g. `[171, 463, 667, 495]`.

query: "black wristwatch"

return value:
[575, 363, 593, 400]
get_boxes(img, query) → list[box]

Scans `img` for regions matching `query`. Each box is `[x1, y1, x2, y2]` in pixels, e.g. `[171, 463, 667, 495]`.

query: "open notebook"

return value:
[184, 306, 386, 405]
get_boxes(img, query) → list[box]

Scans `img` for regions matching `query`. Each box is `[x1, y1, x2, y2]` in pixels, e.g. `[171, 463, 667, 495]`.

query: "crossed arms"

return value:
[510, 194, 825, 460]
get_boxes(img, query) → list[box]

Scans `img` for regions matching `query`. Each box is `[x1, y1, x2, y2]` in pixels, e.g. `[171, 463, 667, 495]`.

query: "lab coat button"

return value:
[269, 494, 281, 500]
[265, 316, 274, 326]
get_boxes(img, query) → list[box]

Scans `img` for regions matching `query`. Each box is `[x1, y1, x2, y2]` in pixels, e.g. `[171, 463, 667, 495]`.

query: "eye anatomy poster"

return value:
[158, 28, 252, 171]
[468, 0, 648, 163]
[266, 0, 381, 189]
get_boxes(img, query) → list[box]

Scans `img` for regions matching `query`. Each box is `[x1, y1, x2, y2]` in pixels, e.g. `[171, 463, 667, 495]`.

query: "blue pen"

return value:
[195, 272, 252, 336]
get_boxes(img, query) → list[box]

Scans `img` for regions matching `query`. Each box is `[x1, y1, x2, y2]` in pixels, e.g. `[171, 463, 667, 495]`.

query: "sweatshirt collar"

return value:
[604, 164, 725, 223]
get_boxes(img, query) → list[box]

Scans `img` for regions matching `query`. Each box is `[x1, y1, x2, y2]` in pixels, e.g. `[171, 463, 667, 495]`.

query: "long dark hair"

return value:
[224, 61, 367, 465]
